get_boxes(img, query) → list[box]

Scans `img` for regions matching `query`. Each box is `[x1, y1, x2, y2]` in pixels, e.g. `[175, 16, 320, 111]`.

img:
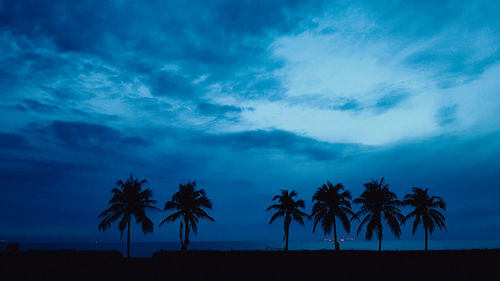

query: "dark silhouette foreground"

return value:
[2, 250, 499, 281]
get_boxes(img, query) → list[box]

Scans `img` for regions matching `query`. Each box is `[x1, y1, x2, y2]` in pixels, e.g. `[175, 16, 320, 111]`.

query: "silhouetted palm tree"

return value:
[98, 174, 157, 258]
[311, 182, 354, 251]
[402, 187, 447, 251]
[353, 178, 403, 252]
[267, 190, 308, 251]
[160, 181, 214, 251]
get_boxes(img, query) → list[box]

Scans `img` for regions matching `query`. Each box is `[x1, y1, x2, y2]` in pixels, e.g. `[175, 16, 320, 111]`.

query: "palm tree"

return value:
[98, 174, 157, 258]
[402, 187, 447, 251]
[311, 181, 354, 251]
[160, 181, 215, 251]
[353, 178, 403, 252]
[266, 190, 308, 251]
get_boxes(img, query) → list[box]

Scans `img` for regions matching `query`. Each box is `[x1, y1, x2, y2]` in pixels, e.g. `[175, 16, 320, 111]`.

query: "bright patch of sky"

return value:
[203, 8, 500, 145]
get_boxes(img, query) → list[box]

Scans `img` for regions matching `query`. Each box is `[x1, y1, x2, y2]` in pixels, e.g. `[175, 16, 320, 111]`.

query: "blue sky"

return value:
[1, 0, 500, 243]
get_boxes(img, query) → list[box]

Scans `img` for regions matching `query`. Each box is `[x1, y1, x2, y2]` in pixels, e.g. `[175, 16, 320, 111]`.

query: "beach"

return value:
[2, 249, 499, 281]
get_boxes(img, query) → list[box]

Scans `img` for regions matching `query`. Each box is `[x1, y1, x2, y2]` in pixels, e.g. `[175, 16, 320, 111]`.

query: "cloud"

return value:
[210, 2, 500, 146]
[200, 129, 357, 161]
[197, 102, 243, 117]
[332, 99, 360, 111]
[0, 132, 31, 150]
[23, 99, 60, 114]
[150, 72, 198, 98]
[0, 0, 118, 53]
[48, 121, 150, 149]
[435, 105, 458, 126]
[374, 91, 410, 112]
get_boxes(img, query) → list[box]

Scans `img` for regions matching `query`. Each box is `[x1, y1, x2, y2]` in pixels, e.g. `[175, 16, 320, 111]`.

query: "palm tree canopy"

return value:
[267, 190, 309, 226]
[98, 174, 158, 238]
[353, 178, 403, 240]
[402, 187, 447, 235]
[160, 181, 214, 234]
[311, 182, 354, 234]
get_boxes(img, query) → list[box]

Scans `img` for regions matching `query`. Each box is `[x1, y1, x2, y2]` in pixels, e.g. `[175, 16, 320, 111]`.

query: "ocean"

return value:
[2, 240, 500, 257]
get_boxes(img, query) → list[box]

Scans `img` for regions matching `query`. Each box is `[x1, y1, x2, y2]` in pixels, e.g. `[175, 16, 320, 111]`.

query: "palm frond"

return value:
[430, 196, 446, 209]
[292, 212, 305, 225]
[311, 181, 354, 237]
[266, 204, 284, 211]
[189, 216, 198, 234]
[98, 211, 124, 231]
[267, 189, 307, 248]
[295, 199, 306, 209]
[411, 215, 422, 234]
[98, 203, 124, 218]
[403, 187, 447, 239]
[312, 208, 326, 232]
[384, 212, 402, 238]
[337, 209, 351, 233]
[139, 215, 154, 234]
[118, 215, 128, 239]
[269, 210, 285, 224]
[365, 217, 379, 240]
[159, 211, 183, 226]
[194, 194, 212, 209]
[429, 209, 447, 231]
[98, 174, 156, 243]
[193, 208, 215, 221]
[160, 181, 214, 244]
[164, 201, 181, 211]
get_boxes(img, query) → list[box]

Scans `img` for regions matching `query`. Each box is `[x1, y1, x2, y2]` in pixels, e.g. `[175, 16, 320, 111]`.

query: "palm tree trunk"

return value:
[425, 226, 428, 251]
[378, 227, 382, 252]
[179, 221, 184, 250]
[126, 216, 131, 258]
[333, 217, 339, 251]
[182, 219, 189, 252]
[284, 222, 290, 251]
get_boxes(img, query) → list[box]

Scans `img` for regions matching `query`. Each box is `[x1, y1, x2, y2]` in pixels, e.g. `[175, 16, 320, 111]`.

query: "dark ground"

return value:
[1, 249, 499, 281]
